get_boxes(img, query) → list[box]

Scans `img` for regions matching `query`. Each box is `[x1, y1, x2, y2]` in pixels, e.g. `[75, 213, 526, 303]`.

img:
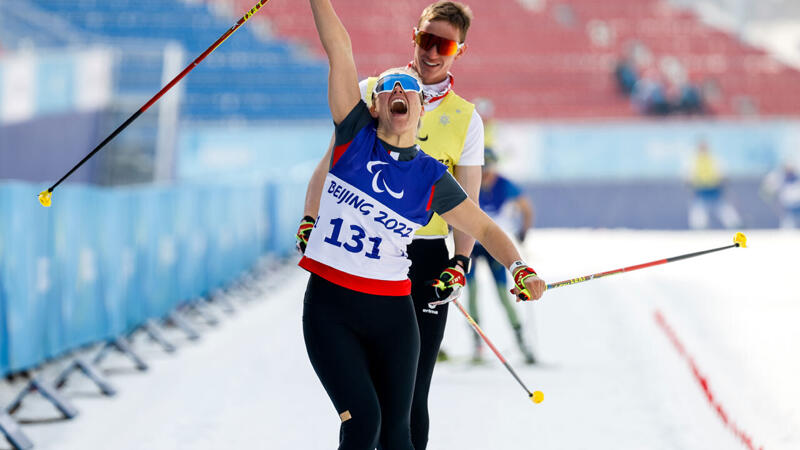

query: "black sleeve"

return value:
[334, 100, 375, 147]
[430, 171, 468, 216]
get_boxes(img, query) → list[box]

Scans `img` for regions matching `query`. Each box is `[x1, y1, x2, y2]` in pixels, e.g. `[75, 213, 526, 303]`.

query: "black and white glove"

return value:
[427, 256, 470, 307]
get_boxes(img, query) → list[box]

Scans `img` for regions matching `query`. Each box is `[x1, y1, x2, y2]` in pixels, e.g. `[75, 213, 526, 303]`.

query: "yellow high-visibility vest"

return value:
[365, 77, 475, 236]
[691, 152, 722, 188]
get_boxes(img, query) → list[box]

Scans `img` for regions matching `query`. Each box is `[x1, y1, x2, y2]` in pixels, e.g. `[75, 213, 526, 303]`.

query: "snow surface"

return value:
[4, 229, 798, 450]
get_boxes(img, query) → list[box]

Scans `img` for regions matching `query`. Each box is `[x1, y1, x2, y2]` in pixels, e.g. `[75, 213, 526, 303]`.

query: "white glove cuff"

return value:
[508, 260, 528, 274]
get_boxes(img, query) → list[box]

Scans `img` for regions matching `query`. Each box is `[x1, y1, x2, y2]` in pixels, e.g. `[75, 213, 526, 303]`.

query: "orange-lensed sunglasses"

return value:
[413, 28, 464, 56]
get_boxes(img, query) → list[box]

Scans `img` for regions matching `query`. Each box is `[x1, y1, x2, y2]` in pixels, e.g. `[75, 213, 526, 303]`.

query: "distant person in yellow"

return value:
[687, 139, 741, 229]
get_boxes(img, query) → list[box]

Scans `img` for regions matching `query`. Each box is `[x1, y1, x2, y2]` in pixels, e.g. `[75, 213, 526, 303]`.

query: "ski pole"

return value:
[546, 232, 747, 291]
[38, 0, 274, 207]
[452, 299, 544, 404]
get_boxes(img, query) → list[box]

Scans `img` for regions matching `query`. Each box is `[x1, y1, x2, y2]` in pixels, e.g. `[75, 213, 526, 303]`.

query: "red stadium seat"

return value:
[222, 0, 799, 119]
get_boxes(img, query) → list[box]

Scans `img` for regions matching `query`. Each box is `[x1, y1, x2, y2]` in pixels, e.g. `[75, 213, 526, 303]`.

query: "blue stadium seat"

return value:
[21, 0, 329, 120]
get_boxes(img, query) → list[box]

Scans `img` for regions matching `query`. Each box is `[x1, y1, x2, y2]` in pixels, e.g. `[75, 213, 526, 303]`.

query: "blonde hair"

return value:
[417, 1, 473, 43]
[376, 67, 423, 85]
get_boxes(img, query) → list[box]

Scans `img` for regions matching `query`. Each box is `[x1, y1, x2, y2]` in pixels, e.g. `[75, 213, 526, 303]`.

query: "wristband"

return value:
[509, 260, 536, 275]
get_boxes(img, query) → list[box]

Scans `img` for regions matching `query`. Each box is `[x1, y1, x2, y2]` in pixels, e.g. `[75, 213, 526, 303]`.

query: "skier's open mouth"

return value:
[391, 98, 408, 115]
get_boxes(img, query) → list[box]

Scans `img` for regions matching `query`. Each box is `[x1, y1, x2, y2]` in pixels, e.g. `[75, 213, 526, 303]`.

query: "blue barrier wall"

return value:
[0, 213, 8, 374]
[262, 181, 307, 256]
[0, 285, 7, 375]
[0, 181, 270, 376]
[0, 183, 57, 368]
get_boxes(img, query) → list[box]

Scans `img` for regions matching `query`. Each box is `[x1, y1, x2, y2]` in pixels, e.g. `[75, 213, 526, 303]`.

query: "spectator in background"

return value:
[761, 162, 800, 228]
[632, 66, 671, 116]
[661, 56, 706, 116]
[614, 55, 638, 96]
[618, 46, 708, 117]
[675, 78, 706, 115]
[466, 148, 536, 365]
[687, 139, 742, 229]
[614, 40, 648, 96]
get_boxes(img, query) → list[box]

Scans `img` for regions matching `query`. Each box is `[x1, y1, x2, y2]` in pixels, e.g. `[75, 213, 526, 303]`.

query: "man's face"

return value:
[412, 20, 466, 85]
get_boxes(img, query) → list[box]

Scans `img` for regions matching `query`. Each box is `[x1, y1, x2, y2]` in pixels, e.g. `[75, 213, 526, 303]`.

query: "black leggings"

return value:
[303, 274, 420, 450]
[406, 238, 450, 450]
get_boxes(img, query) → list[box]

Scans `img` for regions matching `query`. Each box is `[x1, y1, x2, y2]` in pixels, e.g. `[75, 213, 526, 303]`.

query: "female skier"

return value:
[299, 1, 546, 448]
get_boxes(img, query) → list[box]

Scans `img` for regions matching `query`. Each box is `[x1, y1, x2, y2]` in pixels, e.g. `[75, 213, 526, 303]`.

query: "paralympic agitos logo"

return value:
[367, 161, 404, 199]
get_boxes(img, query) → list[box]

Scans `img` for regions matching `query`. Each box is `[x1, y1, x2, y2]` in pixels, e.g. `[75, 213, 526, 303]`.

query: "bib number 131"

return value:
[323, 218, 382, 259]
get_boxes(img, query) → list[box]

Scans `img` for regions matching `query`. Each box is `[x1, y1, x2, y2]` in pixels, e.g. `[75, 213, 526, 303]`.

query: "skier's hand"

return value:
[427, 260, 467, 306]
[509, 263, 545, 302]
[295, 216, 315, 254]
